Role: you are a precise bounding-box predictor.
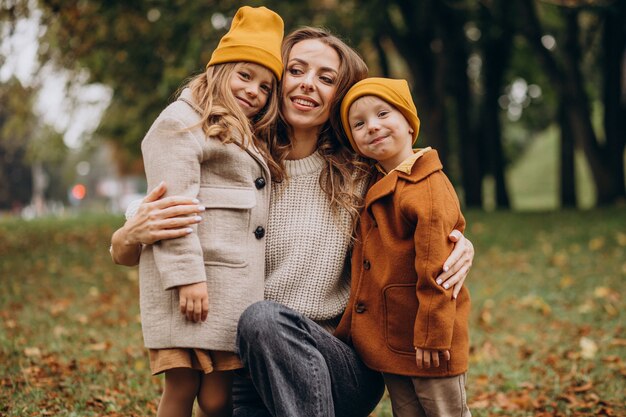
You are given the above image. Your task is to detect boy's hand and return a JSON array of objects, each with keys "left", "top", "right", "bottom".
[
  {"left": 415, "top": 348, "right": 450, "bottom": 369},
  {"left": 178, "top": 282, "right": 209, "bottom": 322}
]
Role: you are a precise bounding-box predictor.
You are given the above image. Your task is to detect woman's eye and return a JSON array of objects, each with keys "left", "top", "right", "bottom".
[
  {"left": 320, "top": 76, "right": 335, "bottom": 84},
  {"left": 288, "top": 67, "right": 303, "bottom": 75}
]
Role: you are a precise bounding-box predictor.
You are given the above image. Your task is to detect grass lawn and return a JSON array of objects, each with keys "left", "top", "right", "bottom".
[{"left": 1, "top": 209, "right": 625, "bottom": 416}]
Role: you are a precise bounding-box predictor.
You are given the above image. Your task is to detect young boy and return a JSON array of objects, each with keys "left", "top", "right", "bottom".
[{"left": 335, "top": 78, "right": 471, "bottom": 417}]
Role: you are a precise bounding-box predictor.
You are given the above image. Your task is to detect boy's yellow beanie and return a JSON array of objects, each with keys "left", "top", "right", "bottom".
[
  {"left": 208, "top": 6, "right": 284, "bottom": 80},
  {"left": 340, "top": 77, "right": 421, "bottom": 155}
]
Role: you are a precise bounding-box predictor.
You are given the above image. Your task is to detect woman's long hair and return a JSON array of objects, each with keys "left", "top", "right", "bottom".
[
  {"left": 270, "top": 27, "right": 371, "bottom": 230},
  {"left": 185, "top": 63, "right": 284, "bottom": 181}
]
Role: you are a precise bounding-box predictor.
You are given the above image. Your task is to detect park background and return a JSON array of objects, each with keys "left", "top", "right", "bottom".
[{"left": 1, "top": 0, "right": 625, "bottom": 415}]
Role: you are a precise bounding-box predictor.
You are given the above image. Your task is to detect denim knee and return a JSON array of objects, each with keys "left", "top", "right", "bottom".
[{"left": 237, "top": 301, "right": 284, "bottom": 349}]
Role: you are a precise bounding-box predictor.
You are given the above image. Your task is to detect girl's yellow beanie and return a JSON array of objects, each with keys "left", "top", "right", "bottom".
[{"left": 208, "top": 6, "right": 284, "bottom": 80}]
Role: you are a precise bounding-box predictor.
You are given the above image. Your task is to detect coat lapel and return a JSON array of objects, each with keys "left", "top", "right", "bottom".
[{"left": 365, "top": 172, "right": 399, "bottom": 212}]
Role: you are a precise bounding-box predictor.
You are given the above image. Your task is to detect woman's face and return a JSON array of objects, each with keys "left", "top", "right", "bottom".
[
  {"left": 281, "top": 39, "right": 340, "bottom": 133},
  {"left": 230, "top": 62, "right": 274, "bottom": 118}
]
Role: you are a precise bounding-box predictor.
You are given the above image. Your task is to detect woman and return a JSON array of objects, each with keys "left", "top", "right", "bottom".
[{"left": 111, "top": 27, "right": 474, "bottom": 417}]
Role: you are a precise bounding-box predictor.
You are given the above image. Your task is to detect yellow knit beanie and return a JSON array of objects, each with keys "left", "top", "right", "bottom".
[
  {"left": 207, "top": 6, "right": 284, "bottom": 81},
  {"left": 340, "top": 77, "right": 421, "bottom": 155}
]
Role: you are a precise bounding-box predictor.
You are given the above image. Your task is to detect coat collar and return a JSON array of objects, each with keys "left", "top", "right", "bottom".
[
  {"left": 365, "top": 149, "right": 443, "bottom": 211},
  {"left": 177, "top": 88, "right": 271, "bottom": 177}
]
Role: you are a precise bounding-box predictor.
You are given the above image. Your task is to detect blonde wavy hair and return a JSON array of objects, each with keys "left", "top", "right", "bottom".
[
  {"left": 270, "top": 27, "right": 372, "bottom": 229},
  {"left": 185, "top": 62, "right": 285, "bottom": 181}
]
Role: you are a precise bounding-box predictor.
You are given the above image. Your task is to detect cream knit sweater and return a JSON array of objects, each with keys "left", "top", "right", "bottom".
[
  {"left": 265, "top": 151, "right": 364, "bottom": 329},
  {"left": 128, "top": 151, "right": 364, "bottom": 330}
]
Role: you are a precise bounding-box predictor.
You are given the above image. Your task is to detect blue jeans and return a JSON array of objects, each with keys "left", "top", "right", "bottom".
[{"left": 234, "top": 301, "right": 384, "bottom": 417}]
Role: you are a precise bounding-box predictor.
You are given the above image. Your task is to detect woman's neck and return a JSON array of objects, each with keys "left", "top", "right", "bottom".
[{"left": 286, "top": 127, "right": 319, "bottom": 160}]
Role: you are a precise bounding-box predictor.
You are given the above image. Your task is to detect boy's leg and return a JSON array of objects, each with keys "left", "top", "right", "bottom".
[
  {"left": 411, "top": 373, "right": 471, "bottom": 417},
  {"left": 235, "top": 301, "right": 384, "bottom": 417},
  {"left": 382, "top": 373, "right": 427, "bottom": 417}
]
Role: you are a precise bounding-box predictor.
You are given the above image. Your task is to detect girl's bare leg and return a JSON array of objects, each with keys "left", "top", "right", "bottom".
[
  {"left": 157, "top": 368, "right": 200, "bottom": 417},
  {"left": 196, "top": 370, "right": 234, "bottom": 417}
]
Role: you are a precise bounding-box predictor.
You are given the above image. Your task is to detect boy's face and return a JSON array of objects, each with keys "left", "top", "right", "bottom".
[{"left": 348, "top": 95, "right": 414, "bottom": 171}]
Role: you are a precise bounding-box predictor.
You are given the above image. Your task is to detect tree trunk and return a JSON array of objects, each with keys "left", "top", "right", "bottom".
[
  {"left": 561, "top": 9, "right": 619, "bottom": 205},
  {"left": 602, "top": 2, "right": 626, "bottom": 201},
  {"left": 559, "top": 102, "right": 577, "bottom": 207}
]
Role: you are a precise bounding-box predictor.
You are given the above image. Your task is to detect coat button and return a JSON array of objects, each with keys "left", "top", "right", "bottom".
[
  {"left": 363, "top": 260, "right": 371, "bottom": 270},
  {"left": 355, "top": 303, "right": 366, "bottom": 313},
  {"left": 254, "top": 177, "right": 266, "bottom": 189},
  {"left": 254, "top": 226, "right": 265, "bottom": 239}
]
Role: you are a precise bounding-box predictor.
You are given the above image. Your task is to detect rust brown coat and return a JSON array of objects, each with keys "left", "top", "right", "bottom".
[{"left": 335, "top": 149, "right": 470, "bottom": 377}]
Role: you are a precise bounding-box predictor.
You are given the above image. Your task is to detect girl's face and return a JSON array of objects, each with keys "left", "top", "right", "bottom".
[
  {"left": 229, "top": 62, "right": 275, "bottom": 118},
  {"left": 281, "top": 39, "right": 340, "bottom": 133}
]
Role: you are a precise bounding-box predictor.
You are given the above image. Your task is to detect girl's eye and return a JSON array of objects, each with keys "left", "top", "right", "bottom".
[
  {"left": 353, "top": 121, "right": 364, "bottom": 129},
  {"left": 239, "top": 71, "right": 251, "bottom": 80},
  {"left": 378, "top": 110, "right": 389, "bottom": 117},
  {"left": 260, "top": 84, "right": 272, "bottom": 94}
]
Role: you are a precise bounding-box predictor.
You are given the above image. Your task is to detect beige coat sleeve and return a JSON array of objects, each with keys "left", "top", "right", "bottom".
[{"left": 141, "top": 116, "right": 206, "bottom": 290}]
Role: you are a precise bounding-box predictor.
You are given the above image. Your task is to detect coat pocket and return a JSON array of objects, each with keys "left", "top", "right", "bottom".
[
  {"left": 383, "top": 283, "right": 417, "bottom": 354},
  {"left": 197, "top": 186, "right": 256, "bottom": 268}
]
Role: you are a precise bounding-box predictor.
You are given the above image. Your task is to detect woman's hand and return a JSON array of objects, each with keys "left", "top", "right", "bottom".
[
  {"left": 126, "top": 181, "right": 204, "bottom": 245},
  {"left": 436, "top": 230, "right": 474, "bottom": 299},
  {"left": 110, "top": 181, "right": 204, "bottom": 265}
]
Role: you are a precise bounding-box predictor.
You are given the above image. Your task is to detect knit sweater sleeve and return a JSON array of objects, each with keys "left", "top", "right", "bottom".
[
  {"left": 402, "top": 171, "right": 466, "bottom": 350},
  {"left": 141, "top": 116, "right": 206, "bottom": 290}
]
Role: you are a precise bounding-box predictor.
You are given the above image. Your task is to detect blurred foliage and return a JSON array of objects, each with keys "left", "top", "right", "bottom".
[{"left": 0, "top": 0, "right": 624, "bottom": 206}]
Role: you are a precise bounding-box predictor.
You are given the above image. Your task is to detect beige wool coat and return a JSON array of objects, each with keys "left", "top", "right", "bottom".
[{"left": 139, "top": 88, "right": 270, "bottom": 352}]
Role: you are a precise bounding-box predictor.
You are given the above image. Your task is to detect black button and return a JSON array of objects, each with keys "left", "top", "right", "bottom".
[
  {"left": 254, "top": 226, "right": 265, "bottom": 239},
  {"left": 363, "top": 260, "right": 371, "bottom": 270},
  {"left": 254, "top": 177, "right": 266, "bottom": 189},
  {"left": 355, "top": 303, "right": 366, "bottom": 313}
]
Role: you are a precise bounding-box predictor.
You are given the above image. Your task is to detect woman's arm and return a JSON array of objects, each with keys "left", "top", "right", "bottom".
[
  {"left": 436, "top": 230, "right": 475, "bottom": 299},
  {"left": 110, "top": 181, "right": 204, "bottom": 266}
]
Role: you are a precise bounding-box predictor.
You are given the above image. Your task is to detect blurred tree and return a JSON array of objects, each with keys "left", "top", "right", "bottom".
[
  {"left": 0, "top": 77, "right": 67, "bottom": 212},
  {"left": 6, "top": 0, "right": 621, "bottom": 209},
  {"left": 517, "top": 0, "right": 625, "bottom": 206}
]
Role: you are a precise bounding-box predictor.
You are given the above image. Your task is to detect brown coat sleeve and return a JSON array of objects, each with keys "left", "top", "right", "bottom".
[{"left": 401, "top": 170, "right": 466, "bottom": 350}]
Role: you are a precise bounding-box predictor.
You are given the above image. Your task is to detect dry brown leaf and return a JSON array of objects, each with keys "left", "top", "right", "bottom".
[{"left": 23, "top": 347, "right": 41, "bottom": 357}]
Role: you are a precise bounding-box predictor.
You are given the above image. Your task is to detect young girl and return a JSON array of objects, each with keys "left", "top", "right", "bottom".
[{"left": 137, "top": 7, "right": 283, "bottom": 417}]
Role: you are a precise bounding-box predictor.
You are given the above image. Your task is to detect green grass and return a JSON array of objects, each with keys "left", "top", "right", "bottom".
[{"left": 1, "top": 210, "right": 625, "bottom": 416}]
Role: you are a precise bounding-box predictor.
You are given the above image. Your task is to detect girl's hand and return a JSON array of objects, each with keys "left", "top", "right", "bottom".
[
  {"left": 178, "top": 281, "right": 209, "bottom": 322},
  {"left": 415, "top": 348, "right": 450, "bottom": 369},
  {"left": 436, "top": 230, "right": 474, "bottom": 299},
  {"left": 126, "top": 181, "right": 205, "bottom": 245}
]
